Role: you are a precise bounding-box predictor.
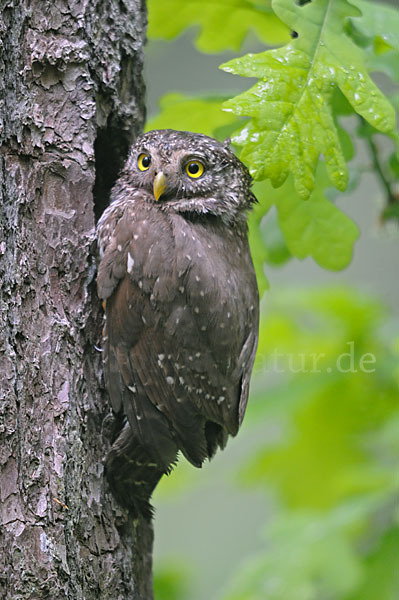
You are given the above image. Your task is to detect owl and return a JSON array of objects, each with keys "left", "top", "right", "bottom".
[{"left": 97, "top": 129, "right": 259, "bottom": 517}]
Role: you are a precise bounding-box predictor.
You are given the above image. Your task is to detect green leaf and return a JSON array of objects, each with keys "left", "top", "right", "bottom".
[
  {"left": 248, "top": 165, "right": 358, "bottom": 285},
  {"left": 227, "top": 284, "right": 398, "bottom": 600},
  {"left": 263, "top": 167, "right": 359, "bottom": 270},
  {"left": 347, "top": 528, "right": 399, "bottom": 600},
  {"left": 241, "top": 285, "right": 398, "bottom": 507},
  {"left": 368, "top": 50, "right": 399, "bottom": 83},
  {"left": 277, "top": 185, "right": 359, "bottom": 271},
  {"left": 350, "top": 0, "right": 399, "bottom": 52},
  {"left": 245, "top": 375, "right": 396, "bottom": 507},
  {"left": 349, "top": 1, "right": 399, "bottom": 82},
  {"left": 147, "top": 0, "right": 290, "bottom": 52},
  {"left": 145, "top": 93, "right": 240, "bottom": 138},
  {"left": 221, "top": 0, "right": 396, "bottom": 199}
]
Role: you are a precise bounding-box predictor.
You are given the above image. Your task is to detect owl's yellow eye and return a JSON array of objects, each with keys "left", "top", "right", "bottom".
[
  {"left": 185, "top": 160, "right": 204, "bottom": 178},
  {"left": 138, "top": 153, "right": 151, "bottom": 171}
]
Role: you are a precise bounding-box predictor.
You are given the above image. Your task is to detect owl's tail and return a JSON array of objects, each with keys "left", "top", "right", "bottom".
[{"left": 105, "top": 420, "right": 177, "bottom": 519}]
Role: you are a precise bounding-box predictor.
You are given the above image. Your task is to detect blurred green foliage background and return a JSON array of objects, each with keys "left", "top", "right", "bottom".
[{"left": 144, "top": 1, "right": 399, "bottom": 598}]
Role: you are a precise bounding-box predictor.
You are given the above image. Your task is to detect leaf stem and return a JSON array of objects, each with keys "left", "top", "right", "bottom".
[{"left": 360, "top": 117, "right": 398, "bottom": 220}]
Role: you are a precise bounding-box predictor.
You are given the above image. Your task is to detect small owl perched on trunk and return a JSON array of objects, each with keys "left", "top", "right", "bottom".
[{"left": 97, "top": 129, "right": 259, "bottom": 517}]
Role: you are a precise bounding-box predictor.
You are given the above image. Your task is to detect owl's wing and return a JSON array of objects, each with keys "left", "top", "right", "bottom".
[
  {"left": 104, "top": 279, "right": 216, "bottom": 467},
  {"left": 169, "top": 215, "right": 259, "bottom": 436},
  {"left": 97, "top": 207, "right": 146, "bottom": 414},
  {"left": 236, "top": 325, "right": 258, "bottom": 427}
]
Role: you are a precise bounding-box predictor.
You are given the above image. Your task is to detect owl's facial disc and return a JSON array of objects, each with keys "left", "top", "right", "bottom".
[{"left": 122, "top": 130, "right": 256, "bottom": 223}]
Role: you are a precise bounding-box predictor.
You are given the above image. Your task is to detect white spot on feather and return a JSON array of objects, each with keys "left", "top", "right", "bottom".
[
  {"left": 128, "top": 385, "right": 136, "bottom": 393},
  {"left": 166, "top": 376, "right": 174, "bottom": 385},
  {"left": 127, "top": 252, "right": 134, "bottom": 273}
]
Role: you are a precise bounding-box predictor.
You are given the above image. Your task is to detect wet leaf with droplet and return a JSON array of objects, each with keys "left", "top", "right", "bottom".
[{"left": 221, "top": 0, "right": 396, "bottom": 199}]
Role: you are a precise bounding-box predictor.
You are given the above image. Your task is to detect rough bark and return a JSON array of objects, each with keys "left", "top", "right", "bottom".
[{"left": 0, "top": 1, "right": 153, "bottom": 598}]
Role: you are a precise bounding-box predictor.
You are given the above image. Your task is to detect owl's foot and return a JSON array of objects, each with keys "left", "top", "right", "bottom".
[{"left": 105, "top": 420, "right": 176, "bottom": 519}]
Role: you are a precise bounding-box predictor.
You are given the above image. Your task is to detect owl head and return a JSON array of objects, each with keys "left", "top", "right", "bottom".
[{"left": 120, "top": 129, "right": 256, "bottom": 223}]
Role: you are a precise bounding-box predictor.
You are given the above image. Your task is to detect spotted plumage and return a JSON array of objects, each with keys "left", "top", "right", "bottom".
[{"left": 97, "top": 129, "right": 259, "bottom": 516}]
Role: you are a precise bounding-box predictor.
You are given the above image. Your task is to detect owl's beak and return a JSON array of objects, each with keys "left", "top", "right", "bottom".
[{"left": 153, "top": 172, "right": 167, "bottom": 201}]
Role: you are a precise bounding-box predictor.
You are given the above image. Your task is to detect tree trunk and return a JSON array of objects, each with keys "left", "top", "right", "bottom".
[{"left": 0, "top": 1, "right": 152, "bottom": 598}]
